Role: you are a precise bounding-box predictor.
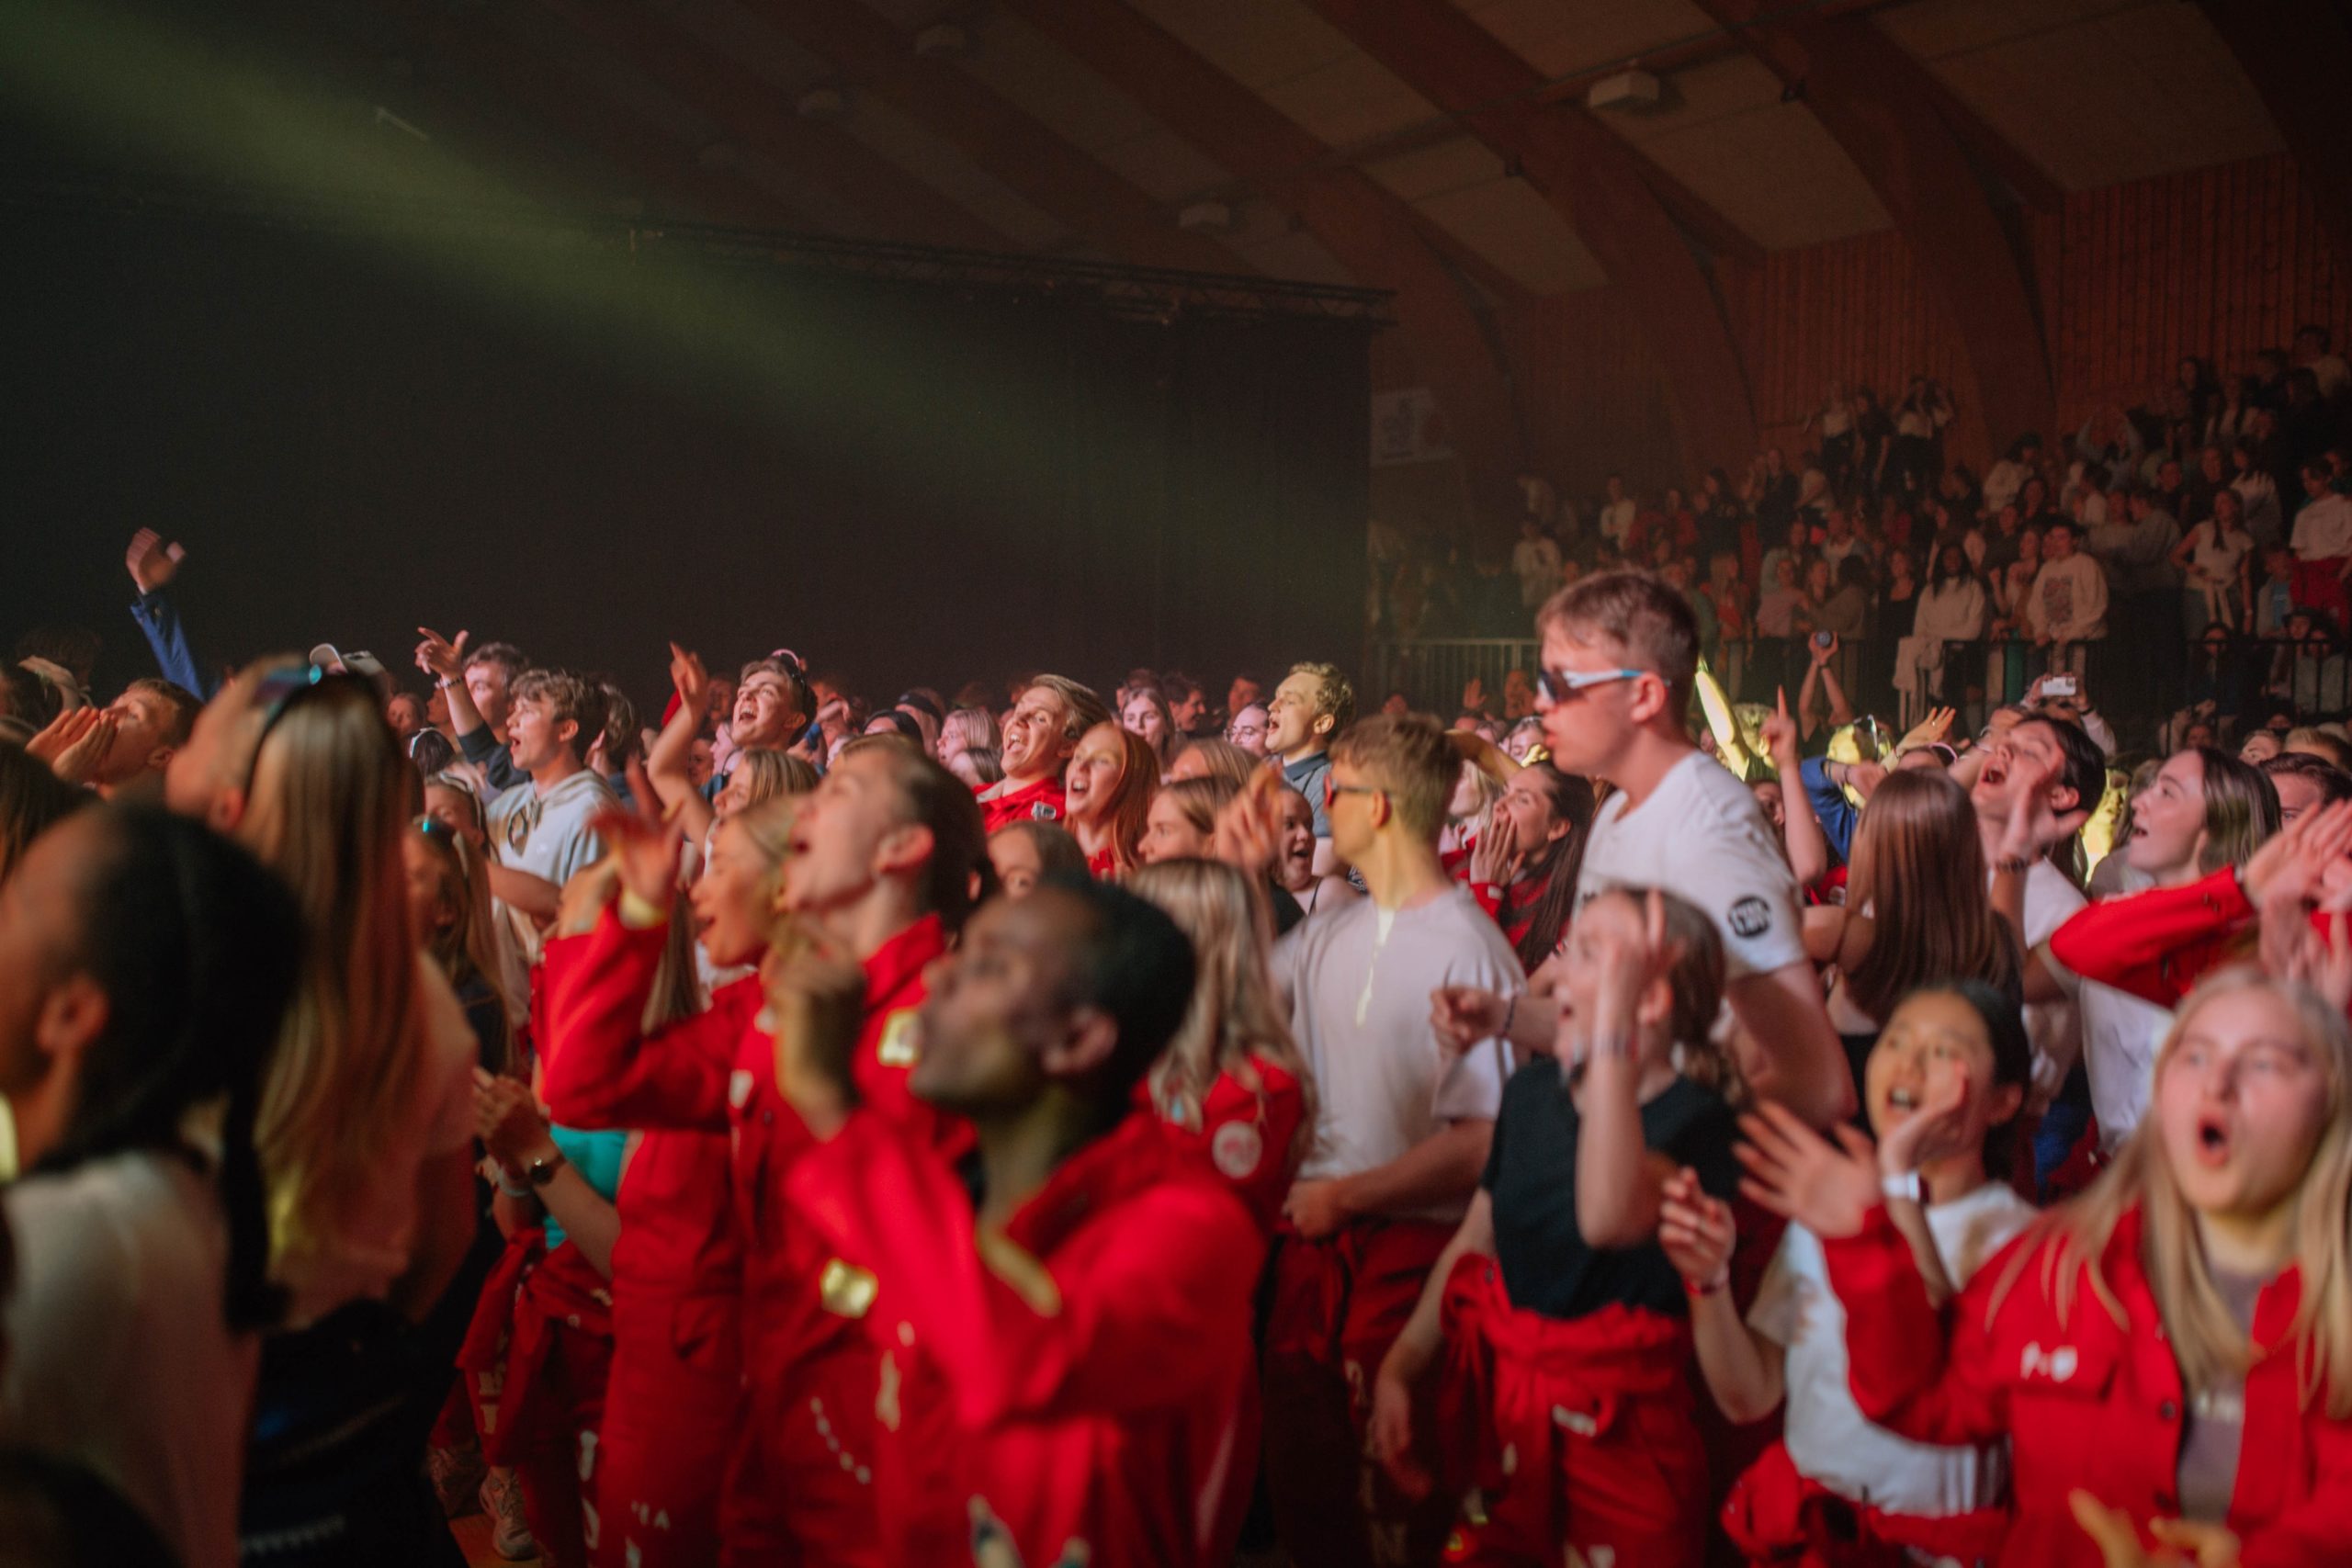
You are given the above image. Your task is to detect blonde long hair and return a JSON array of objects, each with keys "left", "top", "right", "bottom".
[
  {"left": 1993, "top": 967, "right": 2352, "bottom": 1416},
  {"left": 236, "top": 676, "right": 427, "bottom": 1274},
  {"left": 1123, "top": 857, "right": 1317, "bottom": 1170}
]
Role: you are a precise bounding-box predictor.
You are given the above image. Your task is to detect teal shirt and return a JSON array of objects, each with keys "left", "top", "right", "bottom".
[{"left": 541, "top": 1126, "right": 628, "bottom": 1254}]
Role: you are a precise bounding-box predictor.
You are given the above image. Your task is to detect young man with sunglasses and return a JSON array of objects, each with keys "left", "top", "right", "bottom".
[
  {"left": 1534, "top": 571, "right": 1853, "bottom": 1129},
  {"left": 1262, "top": 713, "right": 1522, "bottom": 1565}
]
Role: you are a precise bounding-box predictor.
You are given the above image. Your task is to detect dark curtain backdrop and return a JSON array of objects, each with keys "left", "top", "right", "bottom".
[{"left": 1, "top": 197, "right": 1373, "bottom": 705}]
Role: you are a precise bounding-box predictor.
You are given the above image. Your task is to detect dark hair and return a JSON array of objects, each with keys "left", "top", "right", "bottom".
[
  {"left": 994, "top": 819, "right": 1090, "bottom": 882},
  {"left": 0, "top": 1447, "right": 182, "bottom": 1568},
  {"left": 1837, "top": 554, "right": 1874, "bottom": 592},
  {"left": 0, "top": 744, "right": 92, "bottom": 885},
  {"left": 31, "top": 807, "right": 304, "bottom": 1331},
  {"left": 1893, "top": 979, "right": 2033, "bottom": 1176},
  {"left": 895, "top": 691, "right": 944, "bottom": 726},
  {"left": 463, "top": 641, "right": 528, "bottom": 682},
  {"left": 865, "top": 709, "right": 923, "bottom": 744},
  {"left": 1035, "top": 874, "right": 1198, "bottom": 1121},
  {"left": 123, "top": 676, "right": 201, "bottom": 749},
  {"left": 2016, "top": 713, "right": 2108, "bottom": 821},
  {"left": 409, "top": 728, "right": 457, "bottom": 775},
  {"left": 2260, "top": 750, "right": 2352, "bottom": 808},
  {"left": 1502, "top": 763, "right": 1596, "bottom": 972},
  {"left": 0, "top": 663, "right": 62, "bottom": 732},
  {"left": 595, "top": 678, "right": 641, "bottom": 770}
]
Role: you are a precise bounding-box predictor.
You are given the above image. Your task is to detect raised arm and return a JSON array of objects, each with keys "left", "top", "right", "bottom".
[
  {"left": 125, "top": 530, "right": 215, "bottom": 697},
  {"left": 1764, "top": 689, "right": 1831, "bottom": 887},
  {"left": 1657, "top": 1169, "right": 1783, "bottom": 1424},
  {"left": 1573, "top": 890, "right": 1683, "bottom": 1248},
  {"left": 416, "top": 626, "right": 523, "bottom": 793},
  {"left": 643, "top": 643, "right": 718, "bottom": 848}
]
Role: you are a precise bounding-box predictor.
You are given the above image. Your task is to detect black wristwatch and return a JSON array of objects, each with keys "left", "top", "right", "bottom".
[{"left": 525, "top": 1148, "right": 568, "bottom": 1189}]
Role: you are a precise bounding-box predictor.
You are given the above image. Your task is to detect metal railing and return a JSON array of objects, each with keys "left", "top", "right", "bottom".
[{"left": 1365, "top": 637, "right": 1541, "bottom": 716}]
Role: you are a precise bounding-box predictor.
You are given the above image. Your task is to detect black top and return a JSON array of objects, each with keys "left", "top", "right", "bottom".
[{"left": 1482, "top": 1062, "right": 1738, "bottom": 1321}]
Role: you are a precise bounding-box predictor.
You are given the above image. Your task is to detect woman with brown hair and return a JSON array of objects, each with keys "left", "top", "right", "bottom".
[
  {"left": 1140, "top": 774, "right": 1240, "bottom": 864},
  {"left": 1807, "top": 770, "right": 2023, "bottom": 1080},
  {"left": 1064, "top": 720, "right": 1158, "bottom": 876},
  {"left": 1465, "top": 761, "right": 1595, "bottom": 974}
]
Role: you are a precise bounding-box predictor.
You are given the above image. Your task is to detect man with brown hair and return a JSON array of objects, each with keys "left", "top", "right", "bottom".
[
  {"left": 1263, "top": 712, "right": 1522, "bottom": 1566},
  {"left": 1532, "top": 570, "right": 1852, "bottom": 1127},
  {"left": 484, "top": 667, "right": 613, "bottom": 925},
  {"left": 975, "top": 673, "right": 1110, "bottom": 834}
]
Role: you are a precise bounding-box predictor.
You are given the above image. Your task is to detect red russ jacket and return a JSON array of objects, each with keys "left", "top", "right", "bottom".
[
  {"left": 1825, "top": 1203, "right": 2352, "bottom": 1565},
  {"left": 790, "top": 1111, "right": 1267, "bottom": 1568},
  {"left": 975, "top": 774, "right": 1066, "bottom": 834}
]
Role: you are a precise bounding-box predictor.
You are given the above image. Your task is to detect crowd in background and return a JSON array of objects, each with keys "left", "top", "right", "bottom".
[
  {"left": 4, "top": 485, "right": 2352, "bottom": 1568},
  {"left": 1384, "top": 325, "right": 2352, "bottom": 746}
]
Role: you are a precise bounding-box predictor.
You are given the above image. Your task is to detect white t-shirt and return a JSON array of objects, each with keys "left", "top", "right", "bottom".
[
  {"left": 2292, "top": 493, "right": 2352, "bottom": 562},
  {"left": 1285, "top": 886, "right": 1521, "bottom": 1220},
  {"left": 2037, "top": 942, "right": 2174, "bottom": 1153},
  {"left": 1751, "top": 1182, "right": 2036, "bottom": 1517},
  {"left": 276, "top": 955, "right": 480, "bottom": 1325},
  {"left": 2019, "top": 860, "right": 2086, "bottom": 1105},
  {"left": 1577, "top": 750, "right": 1806, "bottom": 979},
  {"left": 2, "top": 1152, "right": 260, "bottom": 1568}
]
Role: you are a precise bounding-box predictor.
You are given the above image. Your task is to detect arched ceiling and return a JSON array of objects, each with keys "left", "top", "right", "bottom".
[{"left": 187, "top": 0, "right": 2338, "bottom": 500}]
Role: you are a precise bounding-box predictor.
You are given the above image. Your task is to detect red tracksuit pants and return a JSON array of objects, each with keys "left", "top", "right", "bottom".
[
  {"left": 1439, "top": 1256, "right": 1707, "bottom": 1568},
  {"left": 461, "top": 1236, "right": 615, "bottom": 1568},
  {"left": 1262, "top": 1219, "right": 1457, "bottom": 1568},
  {"left": 719, "top": 1339, "right": 885, "bottom": 1568},
  {"left": 594, "top": 1294, "right": 740, "bottom": 1568}
]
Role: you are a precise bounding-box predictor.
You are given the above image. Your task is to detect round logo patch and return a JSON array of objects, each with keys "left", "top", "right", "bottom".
[
  {"left": 1727, "top": 896, "right": 1772, "bottom": 939},
  {"left": 1210, "top": 1122, "right": 1263, "bottom": 1181}
]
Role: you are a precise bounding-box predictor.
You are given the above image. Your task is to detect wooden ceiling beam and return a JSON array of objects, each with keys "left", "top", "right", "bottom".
[
  {"left": 1302, "top": 0, "right": 1762, "bottom": 471},
  {"left": 1000, "top": 0, "right": 1535, "bottom": 521}
]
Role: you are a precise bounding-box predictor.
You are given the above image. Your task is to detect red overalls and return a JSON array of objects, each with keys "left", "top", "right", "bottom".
[
  {"left": 539, "top": 912, "right": 757, "bottom": 1568},
  {"left": 976, "top": 774, "right": 1067, "bottom": 834},
  {"left": 721, "top": 914, "right": 964, "bottom": 1567},
  {"left": 458, "top": 1233, "right": 615, "bottom": 1568},
  {"left": 1263, "top": 1214, "right": 1460, "bottom": 1565},
  {"left": 1718, "top": 1437, "right": 2008, "bottom": 1567},
  {"left": 789, "top": 1110, "right": 1268, "bottom": 1568},
  {"left": 1825, "top": 1202, "right": 2352, "bottom": 1565},
  {"left": 1433, "top": 1255, "right": 1708, "bottom": 1568}
]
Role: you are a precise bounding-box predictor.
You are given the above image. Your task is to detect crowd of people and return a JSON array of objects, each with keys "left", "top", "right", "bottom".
[
  {"left": 1390, "top": 331, "right": 2352, "bottom": 745},
  {"left": 3, "top": 500, "right": 2352, "bottom": 1568}
]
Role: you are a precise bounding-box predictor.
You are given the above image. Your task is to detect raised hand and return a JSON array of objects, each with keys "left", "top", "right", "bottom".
[
  {"left": 471, "top": 1066, "right": 556, "bottom": 1170},
  {"left": 125, "top": 528, "right": 184, "bottom": 595},
  {"left": 414, "top": 626, "right": 469, "bottom": 684},
  {"left": 669, "top": 642, "right": 711, "bottom": 716},
  {"left": 1809, "top": 633, "right": 1840, "bottom": 668},
  {"left": 1210, "top": 766, "right": 1283, "bottom": 877},
  {"left": 1468, "top": 805, "right": 1520, "bottom": 886},
  {"left": 1898, "top": 706, "right": 1957, "bottom": 756},
  {"left": 2272, "top": 910, "right": 2352, "bottom": 1015},
  {"left": 1998, "top": 758, "right": 2086, "bottom": 864},
  {"left": 1580, "top": 888, "right": 1678, "bottom": 1055},
  {"left": 25, "top": 706, "right": 103, "bottom": 767},
  {"left": 1735, "top": 1100, "right": 1883, "bottom": 1240},
  {"left": 1429, "top": 986, "right": 1509, "bottom": 1054},
  {"left": 1657, "top": 1166, "right": 1735, "bottom": 1291},
  {"left": 2243, "top": 797, "right": 2352, "bottom": 905},
  {"left": 45, "top": 707, "right": 118, "bottom": 785},
  {"left": 586, "top": 759, "right": 684, "bottom": 910},
  {"left": 1759, "top": 686, "right": 1799, "bottom": 764},
  {"left": 1875, "top": 1066, "right": 1971, "bottom": 1179},
  {"left": 765, "top": 927, "right": 868, "bottom": 1137}
]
